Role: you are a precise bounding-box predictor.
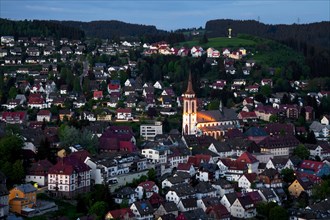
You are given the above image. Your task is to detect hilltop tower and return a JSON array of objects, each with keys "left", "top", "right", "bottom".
[
  {"left": 228, "top": 28, "right": 232, "bottom": 38},
  {"left": 182, "top": 72, "right": 197, "bottom": 135}
]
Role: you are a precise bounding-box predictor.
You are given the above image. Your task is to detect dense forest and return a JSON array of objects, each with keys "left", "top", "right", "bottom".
[
  {"left": 205, "top": 19, "right": 330, "bottom": 77},
  {"left": 54, "top": 20, "right": 166, "bottom": 40},
  {"left": 0, "top": 18, "right": 85, "bottom": 40}
]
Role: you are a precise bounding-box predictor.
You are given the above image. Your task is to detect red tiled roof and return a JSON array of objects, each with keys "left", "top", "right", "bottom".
[
  {"left": 138, "top": 181, "right": 156, "bottom": 192},
  {"left": 237, "top": 152, "right": 258, "bottom": 164},
  {"left": 49, "top": 157, "right": 90, "bottom": 175},
  {"left": 299, "top": 160, "right": 325, "bottom": 173},
  {"left": 37, "top": 110, "right": 51, "bottom": 116},
  {"left": 117, "top": 108, "right": 132, "bottom": 113},
  {"left": 177, "top": 163, "right": 193, "bottom": 171},
  {"left": 107, "top": 208, "right": 133, "bottom": 219},
  {"left": 187, "top": 154, "right": 211, "bottom": 167}
]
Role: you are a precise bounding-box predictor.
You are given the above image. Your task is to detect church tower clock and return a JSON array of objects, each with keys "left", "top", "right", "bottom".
[{"left": 182, "top": 72, "right": 197, "bottom": 135}]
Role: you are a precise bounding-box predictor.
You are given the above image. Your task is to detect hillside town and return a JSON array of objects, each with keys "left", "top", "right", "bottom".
[{"left": 0, "top": 33, "right": 330, "bottom": 220}]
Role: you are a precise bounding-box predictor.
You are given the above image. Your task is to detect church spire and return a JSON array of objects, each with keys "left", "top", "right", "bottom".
[{"left": 185, "top": 72, "right": 195, "bottom": 94}]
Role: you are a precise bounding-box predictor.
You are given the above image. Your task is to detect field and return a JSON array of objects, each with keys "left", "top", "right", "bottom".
[{"left": 175, "top": 37, "right": 257, "bottom": 49}]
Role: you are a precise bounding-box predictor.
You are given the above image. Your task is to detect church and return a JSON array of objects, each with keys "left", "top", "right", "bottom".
[{"left": 182, "top": 73, "right": 241, "bottom": 140}]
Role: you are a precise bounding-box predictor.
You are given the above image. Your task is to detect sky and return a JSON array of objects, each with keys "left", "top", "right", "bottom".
[{"left": 0, "top": 0, "right": 329, "bottom": 31}]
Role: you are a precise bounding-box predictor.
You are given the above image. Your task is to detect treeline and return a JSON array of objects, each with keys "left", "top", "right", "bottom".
[
  {"left": 55, "top": 20, "right": 185, "bottom": 44},
  {"left": 55, "top": 20, "right": 165, "bottom": 39},
  {"left": 0, "top": 18, "right": 85, "bottom": 40},
  {"left": 205, "top": 19, "right": 330, "bottom": 77}
]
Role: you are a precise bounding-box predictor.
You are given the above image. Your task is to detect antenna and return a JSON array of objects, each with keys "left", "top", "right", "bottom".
[
  {"left": 257, "top": 16, "right": 260, "bottom": 23},
  {"left": 297, "top": 17, "right": 300, "bottom": 24}
]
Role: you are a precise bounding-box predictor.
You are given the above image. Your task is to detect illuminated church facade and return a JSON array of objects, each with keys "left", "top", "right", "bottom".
[{"left": 182, "top": 73, "right": 241, "bottom": 140}]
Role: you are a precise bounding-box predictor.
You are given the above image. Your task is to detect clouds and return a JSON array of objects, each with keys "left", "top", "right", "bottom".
[{"left": 0, "top": 0, "right": 329, "bottom": 30}]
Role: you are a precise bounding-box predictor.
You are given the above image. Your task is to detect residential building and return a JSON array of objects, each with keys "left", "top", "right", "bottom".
[
  {"left": 48, "top": 156, "right": 91, "bottom": 198},
  {"left": 9, "top": 184, "right": 37, "bottom": 215},
  {"left": 0, "top": 171, "right": 9, "bottom": 219},
  {"left": 140, "top": 122, "right": 163, "bottom": 140}
]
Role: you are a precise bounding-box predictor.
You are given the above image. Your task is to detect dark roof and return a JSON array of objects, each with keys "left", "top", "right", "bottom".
[
  {"left": 15, "top": 183, "right": 37, "bottom": 193},
  {"left": 180, "top": 208, "right": 208, "bottom": 220},
  {"left": 195, "top": 181, "right": 216, "bottom": 194},
  {"left": 181, "top": 198, "right": 197, "bottom": 209},
  {"left": 169, "top": 183, "right": 195, "bottom": 197},
  {"left": 133, "top": 200, "right": 154, "bottom": 216},
  {"left": 224, "top": 192, "right": 238, "bottom": 205},
  {"left": 162, "top": 201, "right": 178, "bottom": 212},
  {"left": 244, "top": 127, "right": 268, "bottom": 137}
]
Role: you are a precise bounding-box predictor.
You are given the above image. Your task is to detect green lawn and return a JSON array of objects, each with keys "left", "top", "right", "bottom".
[{"left": 175, "top": 37, "right": 256, "bottom": 49}]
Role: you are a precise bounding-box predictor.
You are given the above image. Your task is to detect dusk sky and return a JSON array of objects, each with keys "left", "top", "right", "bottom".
[{"left": 1, "top": 1, "right": 329, "bottom": 30}]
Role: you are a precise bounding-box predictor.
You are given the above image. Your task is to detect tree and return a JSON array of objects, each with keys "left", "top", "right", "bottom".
[
  {"left": 208, "top": 99, "right": 220, "bottom": 110},
  {"left": 8, "top": 86, "right": 17, "bottom": 99},
  {"left": 147, "top": 168, "right": 156, "bottom": 182},
  {"left": 260, "top": 85, "right": 272, "bottom": 97},
  {"left": 199, "top": 34, "right": 208, "bottom": 44},
  {"left": 281, "top": 168, "right": 295, "bottom": 184},
  {"left": 293, "top": 144, "right": 310, "bottom": 160},
  {"left": 88, "top": 201, "right": 108, "bottom": 219},
  {"left": 306, "top": 130, "right": 317, "bottom": 144},
  {"left": 312, "top": 179, "right": 330, "bottom": 201},
  {"left": 269, "top": 206, "right": 289, "bottom": 220}
]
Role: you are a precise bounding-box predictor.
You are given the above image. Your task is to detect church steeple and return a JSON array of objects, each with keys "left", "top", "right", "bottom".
[
  {"left": 185, "top": 72, "right": 195, "bottom": 95},
  {"left": 182, "top": 71, "right": 197, "bottom": 135}
]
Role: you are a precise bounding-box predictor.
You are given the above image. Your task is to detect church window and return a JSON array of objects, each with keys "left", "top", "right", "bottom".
[
  {"left": 192, "top": 101, "right": 195, "bottom": 113},
  {"left": 186, "top": 102, "right": 188, "bottom": 113}
]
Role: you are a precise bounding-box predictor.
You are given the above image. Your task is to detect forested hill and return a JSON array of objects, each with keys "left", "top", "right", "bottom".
[
  {"left": 0, "top": 19, "right": 85, "bottom": 40},
  {"left": 205, "top": 19, "right": 330, "bottom": 77},
  {"left": 54, "top": 20, "right": 167, "bottom": 39}
]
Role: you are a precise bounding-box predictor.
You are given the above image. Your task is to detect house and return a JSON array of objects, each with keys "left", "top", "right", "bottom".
[
  {"left": 37, "top": 110, "right": 52, "bottom": 122},
  {"left": 93, "top": 90, "right": 103, "bottom": 100},
  {"left": 194, "top": 181, "right": 217, "bottom": 199},
  {"left": 117, "top": 108, "right": 133, "bottom": 121},
  {"left": 212, "top": 178, "right": 234, "bottom": 197},
  {"left": 238, "top": 173, "right": 259, "bottom": 189},
  {"left": 205, "top": 204, "right": 231, "bottom": 220},
  {"left": 135, "top": 181, "right": 159, "bottom": 200},
  {"left": 1, "top": 111, "right": 27, "bottom": 124},
  {"left": 130, "top": 200, "right": 154, "bottom": 220},
  {"left": 154, "top": 81, "right": 164, "bottom": 90},
  {"left": 165, "top": 183, "right": 195, "bottom": 204},
  {"left": 108, "top": 83, "right": 121, "bottom": 94},
  {"left": 207, "top": 47, "right": 220, "bottom": 58},
  {"left": 191, "top": 46, "right": 204, "bottom": 57},
  {"left": 177, "top": 198, "right": 198, "bottom": 212},
  {"left": 298, "top": 160, "right": 330, "bottom": 177},
  {"left": 230, "top": 196, "right": 256, "bottom": 219},
  {"left": 140, "top": 122, "right": 163, "bottom": 140},
  {"left": 177, "top": 163, "right": 196, "bottom": 176},
  {"left": 59, "top": 109, "right": 73, "bottom": 121},
  {"left": 142, "top": 146, "right": 168, "bottom": 164},
  {"left": 9, "top": 184, "right": 37, "bottom": 215},
  {"left": 288, "top": 177, "right": 314, "bottom": 197},
  {"left": 197, "top": 197, "right": 221, "bottom": 212},
  {"left": 28, "top": 93, "right": 46, "bottom": 109},
  {"left": 25, "top": 159, "right": 53, "bottom": 187},
  {"left": 217, "top": 158, "right": 248, "bottom": 181},
  {"left": 176, "top": 208, "right": 208, "bottom": 220},
  {"left": 259, "top": 135, "right": 300, "bottom": 156},
  {"left": 258, "top": 188, "right": 281, "bottom": 205},
  {"left": 48, "top": 156, "right": 91, "bottom": 198},
  {"left": 196, "top": 163, "right": 219, "bottom": 182},
  {"left": 162, "top": 176, "right": 186, "bottom": 189},
  {"left": 258, "top": 168, "right": 283, "bottom": 188},
  {"left": 237, "top": 152, "right": 259, "bottom": 173},
  {"left": 208, "top": 141, "right": 234, "bottom": 159},
  {"left": 154, "top": 201, "right": 179, "bottom": 219},
  {"left": 105, "top": 208, "right": 134, "bottom": 220},
  {"left": 220, "top": 192, "right": 238, "bottom": 211},
  {"left": 238, "top": 111, "right": 258, "bottom": 122},
  {"left": 309, "top": 121, "right": 330, "bottom": 140},
  {"left": 99, "top": 126, "right": 136, "bottom": 152},
  {"left": 0, "top": 171, "right": 9, "bottom": 219},
  {"left": 113, "top": 187, "right": 136, "bottom": 205}
]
